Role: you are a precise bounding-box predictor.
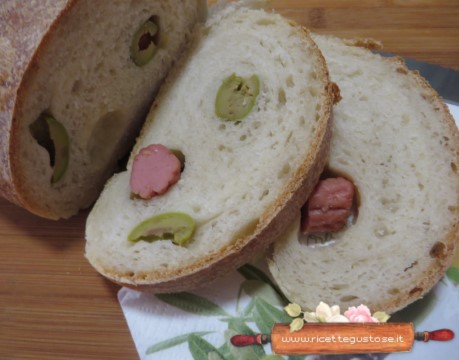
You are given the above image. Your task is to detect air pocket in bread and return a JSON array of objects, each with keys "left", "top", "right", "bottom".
[
  {"left": 268, "top": 34, "right": 459, "bottom": 314},
  {"left": 85, "top": 5, "right": 334, "bottom": 292},
  {"left": 0, "top": 0, "right": 206, "bottom": 219}
]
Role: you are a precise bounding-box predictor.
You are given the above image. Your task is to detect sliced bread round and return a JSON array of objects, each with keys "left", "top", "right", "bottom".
[
  {"left": 0, "top": 0, "right": 206, "bottom": 219},
  {"left": 268, "top": 34, "right": 459, "bottom": 314},
  {"left": 85, "top": 5, "right": 334, "bottom": 292}
]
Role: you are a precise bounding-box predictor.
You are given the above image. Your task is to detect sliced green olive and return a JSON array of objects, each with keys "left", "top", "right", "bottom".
[
  {"left": 215, "top": 73, "right": 260, "bottom": 121},
  {"left": 130, "top": 16, "right": 159, "bottom": 67},
  {"left": 128, "top": 212, "right": 195, "bottom": 246},
  {"left": 29, "top": 113, "right": 70, "bottom": 184}
]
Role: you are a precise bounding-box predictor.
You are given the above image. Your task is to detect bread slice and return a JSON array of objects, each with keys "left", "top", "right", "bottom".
[
  {"left": 268, "top": 34, "right": 459, "bottom": 314},
  {"left": 85, "top": 4, "right": 334, "bottom": 292},
  {"left": 0, "top": 0, "right": 206, "bottom": 219}
]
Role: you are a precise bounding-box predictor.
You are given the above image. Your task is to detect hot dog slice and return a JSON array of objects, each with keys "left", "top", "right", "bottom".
[
  {"left": 130, "top": 144, "right": 181, "bottom": 200},
  {"left": 301, "top": 177, "right": 355, "bottom": 233}
]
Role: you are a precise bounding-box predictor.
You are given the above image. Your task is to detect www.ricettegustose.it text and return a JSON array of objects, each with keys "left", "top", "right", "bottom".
[{"left": 280, "top": 335, "right": 405, "bottom": 345}]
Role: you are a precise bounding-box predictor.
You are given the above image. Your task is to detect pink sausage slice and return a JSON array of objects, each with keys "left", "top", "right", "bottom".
[
  {"left": 301, "top": 177, "right": 355, "bottom": 233},
  {"left": 130, "top": 144, "right": 181, "bottom": 200},
  {"left": 303, "top": 208, "right": 351, "bottom": 233}
]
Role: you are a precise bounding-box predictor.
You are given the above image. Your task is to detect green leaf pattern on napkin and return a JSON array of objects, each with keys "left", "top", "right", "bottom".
[
  {"left": 252, "top": 297, "right": 291, "bottom": 334},
  {"left": 446, "top": 266, "right": 459, "bottom": 285},
  {"left": 188, "top": 333, "right": 226, "bottom": 360},
  {"left": 147, "top": 264, "right": 303, "bottom": 359},
  {"left": 147, "top": 264, "right": 458, "bottom": 359},
  {"left": 156, "top": 292, "right": 229, "bottom": 316},
  {"left": 146, "top": 331, "right": 212, "bottom": 355}
]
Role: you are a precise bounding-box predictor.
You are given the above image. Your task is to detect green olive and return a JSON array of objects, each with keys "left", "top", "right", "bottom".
[
  {"left": 128, "top": 212, "right": 195, "bottom": 246},
  {"left": 215, "top": 73, "right": 260, "bottom": 121},
  {"left": 29, "top": 113, "right": 70, "bottom": 184},
  {"left": 130, "top": 16, "right": 159, "bottom": 67}
]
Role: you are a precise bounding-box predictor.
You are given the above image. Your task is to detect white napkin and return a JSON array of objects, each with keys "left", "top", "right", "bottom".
[
  {"left": 118, "top": 261, "right": 280, "bottom": 360},
  {"left": 448, "top": 103, "right": 459, "bottom": 123},
  {"left": 118, "top": 268, "right": 459, "bottom": 360},
  {"left": 119, "top": 104, "right": 459, "bottom": 360}
]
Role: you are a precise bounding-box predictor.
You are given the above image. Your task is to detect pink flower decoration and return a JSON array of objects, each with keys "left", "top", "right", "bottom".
[{"left": 344, "top": 305, "right": 378, "bottom": 323}]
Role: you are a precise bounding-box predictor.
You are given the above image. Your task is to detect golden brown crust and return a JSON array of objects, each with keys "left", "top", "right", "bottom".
[
  {"left": 5, "top": 0, "right": 208, "bottom": 219},
  {"left": 0, "top": 0, "right": 74, "bottom": 218},
  {"left": 342, "top": 37, "right": 383, "bottom": 51},
  {"left": 368, "top": 56, "right": 459, "bottom": 313},
  {"left": 92, "top": 24, "right": 334, "bottom": 292},
  {"left": 370, "top": 228, "right": 457, "bottom": 313},
  {"left": 329, "top": 82, "right": 341, "bottom": 104},
  {"left": 106, "top": 117, "right": 332, "bottom": 293},
  {"left": 269, "top": 36, "right": 459, "bottom": 314}
]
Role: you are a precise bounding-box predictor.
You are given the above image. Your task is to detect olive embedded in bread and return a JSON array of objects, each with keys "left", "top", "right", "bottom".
[
  {"left": 85, "top": 4, "right": 334, "bottom": 291},
  {"left": 130, "top": 16, "right": 160, "bottom": 67},
  {"left": 0, "top": 0, "right": 207, "bottom": 219},
  {"left": 128, "top": 212, "right": 195, "bottom": 246},
  {"left": 215, "top": 73, "right": 260, "bottom": 121},
  {"left": 29, "top": 113, "right": 70, "bottom": 184}
]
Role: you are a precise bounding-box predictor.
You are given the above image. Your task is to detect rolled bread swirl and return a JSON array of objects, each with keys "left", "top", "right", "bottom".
[
  {"left": 268, "top": 34, "right": 459, "bottom": 314},
  {"left": 85, "top": 5, "right": 334, "bottom": 292},
  {"left": 0, "top": 0, "right": 206, "bottom": 219}
]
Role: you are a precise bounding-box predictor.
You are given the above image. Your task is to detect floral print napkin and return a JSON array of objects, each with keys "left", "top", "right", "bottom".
[
  {"left": 118, "top": 261, "right": 459, "bottom": 360},
  {"left": 118, "top": 105, "right": 459, "bottom": 360}
]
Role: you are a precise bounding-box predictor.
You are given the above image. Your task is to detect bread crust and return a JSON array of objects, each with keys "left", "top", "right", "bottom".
[
  {"left": 87, "top": 24, "right": 334, "bottom": 292},
  {"left": 1, "top": 0, "right": 208, "bottom": 219},
  {"left": 101, "top": 106, "right": 332, "bottom": 292},
  {"left": 370, "top": 55, "right": 458, "bottom": 313},
  {"left": 342, "top": 37, "right": 383, "bottom": 51},
  {"left": 268, "top": 35, "right": 459, "bottom": 314},
  {"left": 0, "top": 0, "right": 76, "bottom": 218}
]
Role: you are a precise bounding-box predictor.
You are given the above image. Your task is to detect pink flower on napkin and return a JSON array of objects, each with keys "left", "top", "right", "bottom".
[{"left": 344, "top": 304, "right": 378, "bottom": 323}]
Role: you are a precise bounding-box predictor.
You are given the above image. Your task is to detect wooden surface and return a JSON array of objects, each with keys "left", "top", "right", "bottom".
[
  {"left": 1, "top": 1, "right": 458, "bottom": 359},
  {"left": 270, "top": 0, "right": 459, "bottom": 70}
]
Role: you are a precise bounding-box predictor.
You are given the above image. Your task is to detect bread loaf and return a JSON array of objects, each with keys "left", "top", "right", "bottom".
[
  {"left": 85, "top": 4, "right": 334, "bottom": 292},
  {"left": 268, "top": 34, "right": 459, "bottom": 314},
  {"left": 0, "top": 0, "right": 206, "bottom": 219}
]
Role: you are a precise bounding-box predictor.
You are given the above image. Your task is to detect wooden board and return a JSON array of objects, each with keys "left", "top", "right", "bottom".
[
  {"left": 1, "top": 1, "right": 458, "bottom": 359},
  {"left": 269, "top": 0, "right": 459, "bottom": 70}
]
